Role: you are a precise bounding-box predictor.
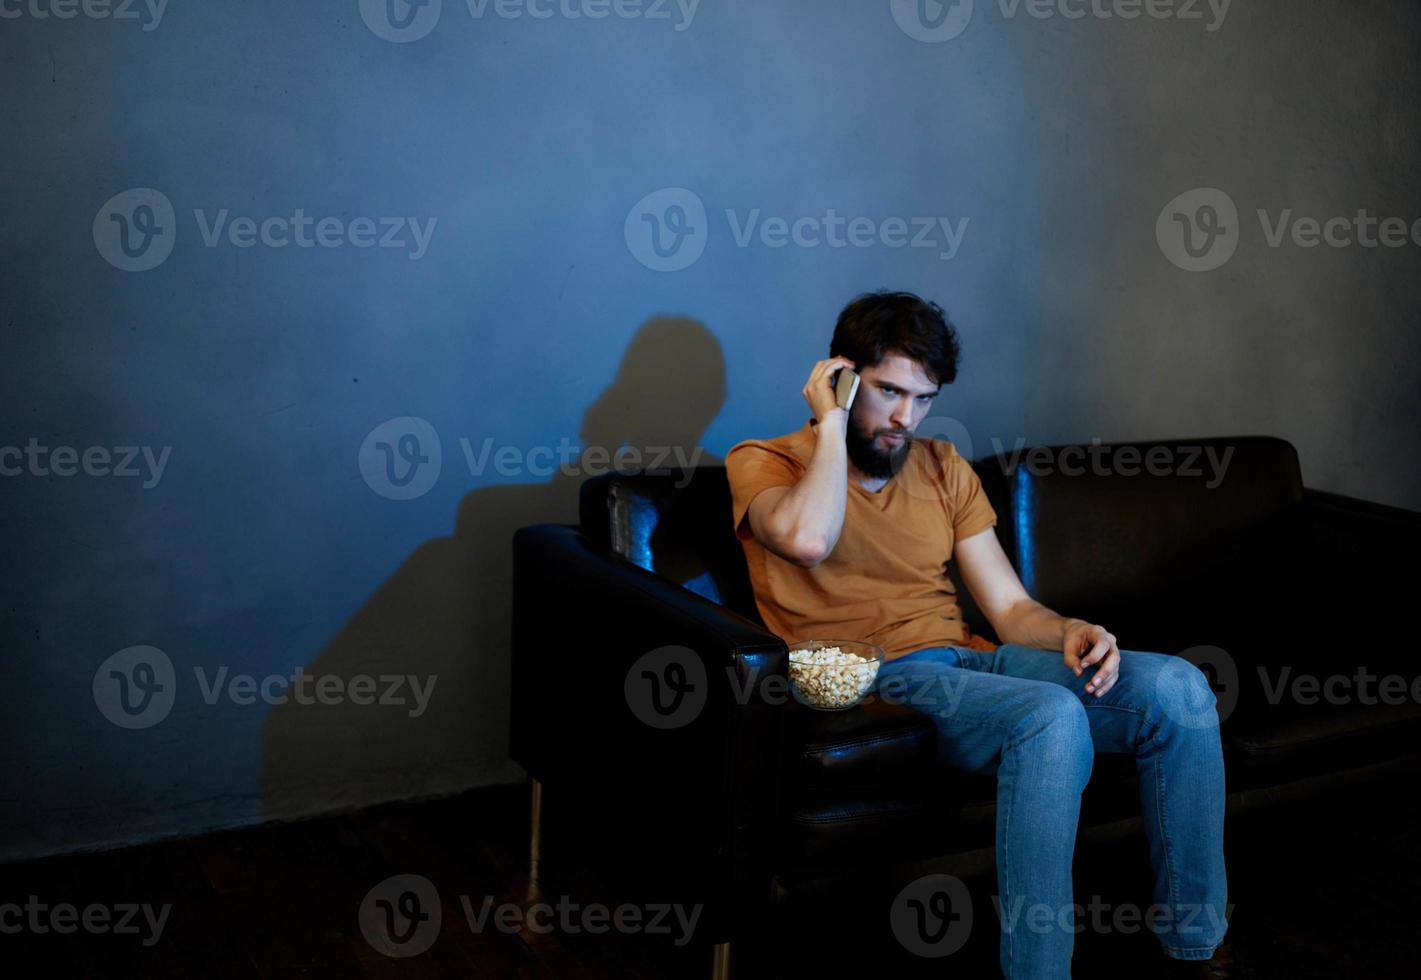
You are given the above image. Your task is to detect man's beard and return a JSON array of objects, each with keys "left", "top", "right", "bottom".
[{"left": 844, "top": 412, "right": 911, "bottom": 480}]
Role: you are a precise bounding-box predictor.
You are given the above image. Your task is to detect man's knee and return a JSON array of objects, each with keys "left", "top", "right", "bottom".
[
  {"left": 1149, "top": 654, "right": 1219, "bottom": 724},
  {"left": 1012, "top": 687, "right": 1093, "bottom": 768}
]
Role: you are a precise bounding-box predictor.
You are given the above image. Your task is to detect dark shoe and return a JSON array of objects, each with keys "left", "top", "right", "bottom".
[{"left": 1159, "top": 941, "right": 1234, "bottom": 979}]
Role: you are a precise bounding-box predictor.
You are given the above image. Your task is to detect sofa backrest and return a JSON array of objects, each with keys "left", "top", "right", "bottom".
[
  {"left": 576, "top": 436, "right": 1306, "bottom": 634},
  {"left": 971, "top": 436, "right": 1305, "bottom": 614},
  {"left": 579, "top": 466, "right": 764, "bottom": 625}
]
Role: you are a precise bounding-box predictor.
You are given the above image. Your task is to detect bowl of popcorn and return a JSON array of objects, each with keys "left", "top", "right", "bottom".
[{"left": 787, "top": 640, "right": 885, "bottom": 710}]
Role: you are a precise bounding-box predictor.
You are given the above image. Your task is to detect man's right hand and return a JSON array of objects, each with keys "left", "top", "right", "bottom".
[{"left": 803, "top": 356, "right": 856, "bottom": 429}]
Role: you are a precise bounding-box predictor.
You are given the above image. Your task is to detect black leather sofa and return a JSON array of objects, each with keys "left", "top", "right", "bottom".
[{"left": 509, "top": 435, "right": 1421, "bottom": 975}]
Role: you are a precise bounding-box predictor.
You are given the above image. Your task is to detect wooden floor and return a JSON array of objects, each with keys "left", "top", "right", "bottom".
[{"left": 2, "top": 782, "right": 1418, "bottom": 978}]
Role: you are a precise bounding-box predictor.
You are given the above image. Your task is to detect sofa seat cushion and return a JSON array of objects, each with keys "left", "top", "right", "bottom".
[
  {"left": 1196, "top": 621, "right": 1421, "bottom": 782},
  {"left": 778, "top": 753, "right": 1143, "bottom": 868},
  {"left": 1224, "top": 694, "right": 1421, "bottom": 779},
  {"left": 786, "top": 697, "right": 938, "bottom": 792}
]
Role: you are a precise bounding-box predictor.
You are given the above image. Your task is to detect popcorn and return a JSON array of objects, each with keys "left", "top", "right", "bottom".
[{"left": 788, "top": 645, "right": 881, "bottom": 709}]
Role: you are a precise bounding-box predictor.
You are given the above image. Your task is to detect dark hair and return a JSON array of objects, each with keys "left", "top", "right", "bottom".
[{"left": 828, "top": 290, "right": 962, "bottom": 386}]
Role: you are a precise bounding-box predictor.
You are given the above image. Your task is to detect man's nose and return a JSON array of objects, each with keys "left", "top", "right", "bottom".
[{"left": 890, "top": 399, "right": 914, "bottom": 429}]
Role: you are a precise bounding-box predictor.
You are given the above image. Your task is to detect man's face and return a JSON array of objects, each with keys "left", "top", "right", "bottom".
[{"left": 844, "top": 354, "right": 941, "bottom": 480}]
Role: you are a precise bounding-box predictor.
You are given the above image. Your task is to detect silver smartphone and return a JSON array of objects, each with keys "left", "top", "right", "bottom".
[{"left": 834, "top": 367, "right": 860, "bottom": 410}]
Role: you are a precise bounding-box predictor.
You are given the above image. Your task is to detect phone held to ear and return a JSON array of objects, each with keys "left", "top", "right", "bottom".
[{"left": 834, "top": 367, "right": 860, "bottom": 411}]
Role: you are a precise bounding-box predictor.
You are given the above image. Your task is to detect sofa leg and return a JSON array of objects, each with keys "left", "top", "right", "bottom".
[
  {"left": 711, "top": 941, "right": 730, "bottom": 980},
  {"left": 526, "top": 777, "right": 543, "bottom": 904}
]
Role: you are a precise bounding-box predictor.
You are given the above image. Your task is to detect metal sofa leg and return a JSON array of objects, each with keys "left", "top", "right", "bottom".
[
  {"left": 711, "top": 941, "right": 731, "bottom": 980},
  {"left": 526, "top": 778, "right": 543, "bottom": 904}
]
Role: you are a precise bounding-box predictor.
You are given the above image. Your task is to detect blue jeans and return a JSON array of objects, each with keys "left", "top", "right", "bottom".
[{"left": 873, "top": 643, "right": 1228, "bottom": 979}]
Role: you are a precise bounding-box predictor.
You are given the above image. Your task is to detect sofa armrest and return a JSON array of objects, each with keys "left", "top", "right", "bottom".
[
  {"left": 1290, "top": 488, "right": 1421, "bottom": 630},
  {"left": 1303, "top": 488, "right": 1421, "bottom": 553},
  {"left": 510, "top": 523, "right": 788, "bottom": 906}
]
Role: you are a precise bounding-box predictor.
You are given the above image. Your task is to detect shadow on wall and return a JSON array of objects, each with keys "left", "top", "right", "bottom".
[{"left": 258, "top": 317, "right": 726, "bottom": 822}]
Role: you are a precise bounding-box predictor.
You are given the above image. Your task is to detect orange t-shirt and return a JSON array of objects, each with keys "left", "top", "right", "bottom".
[{"left": 725, "top": 418, "right": 1000, "bottom": 661}]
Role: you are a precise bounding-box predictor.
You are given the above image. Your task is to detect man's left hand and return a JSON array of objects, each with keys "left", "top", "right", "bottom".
[{"left": 1063, "top": 620, "right": 1120, "bottom": 698}]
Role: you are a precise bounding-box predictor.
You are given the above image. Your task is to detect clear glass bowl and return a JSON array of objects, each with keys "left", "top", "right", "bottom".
[{"left": 787, "top": 639, "right": 885, "bottom": 711}]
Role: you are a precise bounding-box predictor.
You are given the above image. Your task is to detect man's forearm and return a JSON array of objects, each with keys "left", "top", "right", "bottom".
[
  {"left": 767, "top": 411, "right": 848, "bottom": 560},
  {"left": 996, "top": 599, "right": 1083, "bottom": 651}
]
